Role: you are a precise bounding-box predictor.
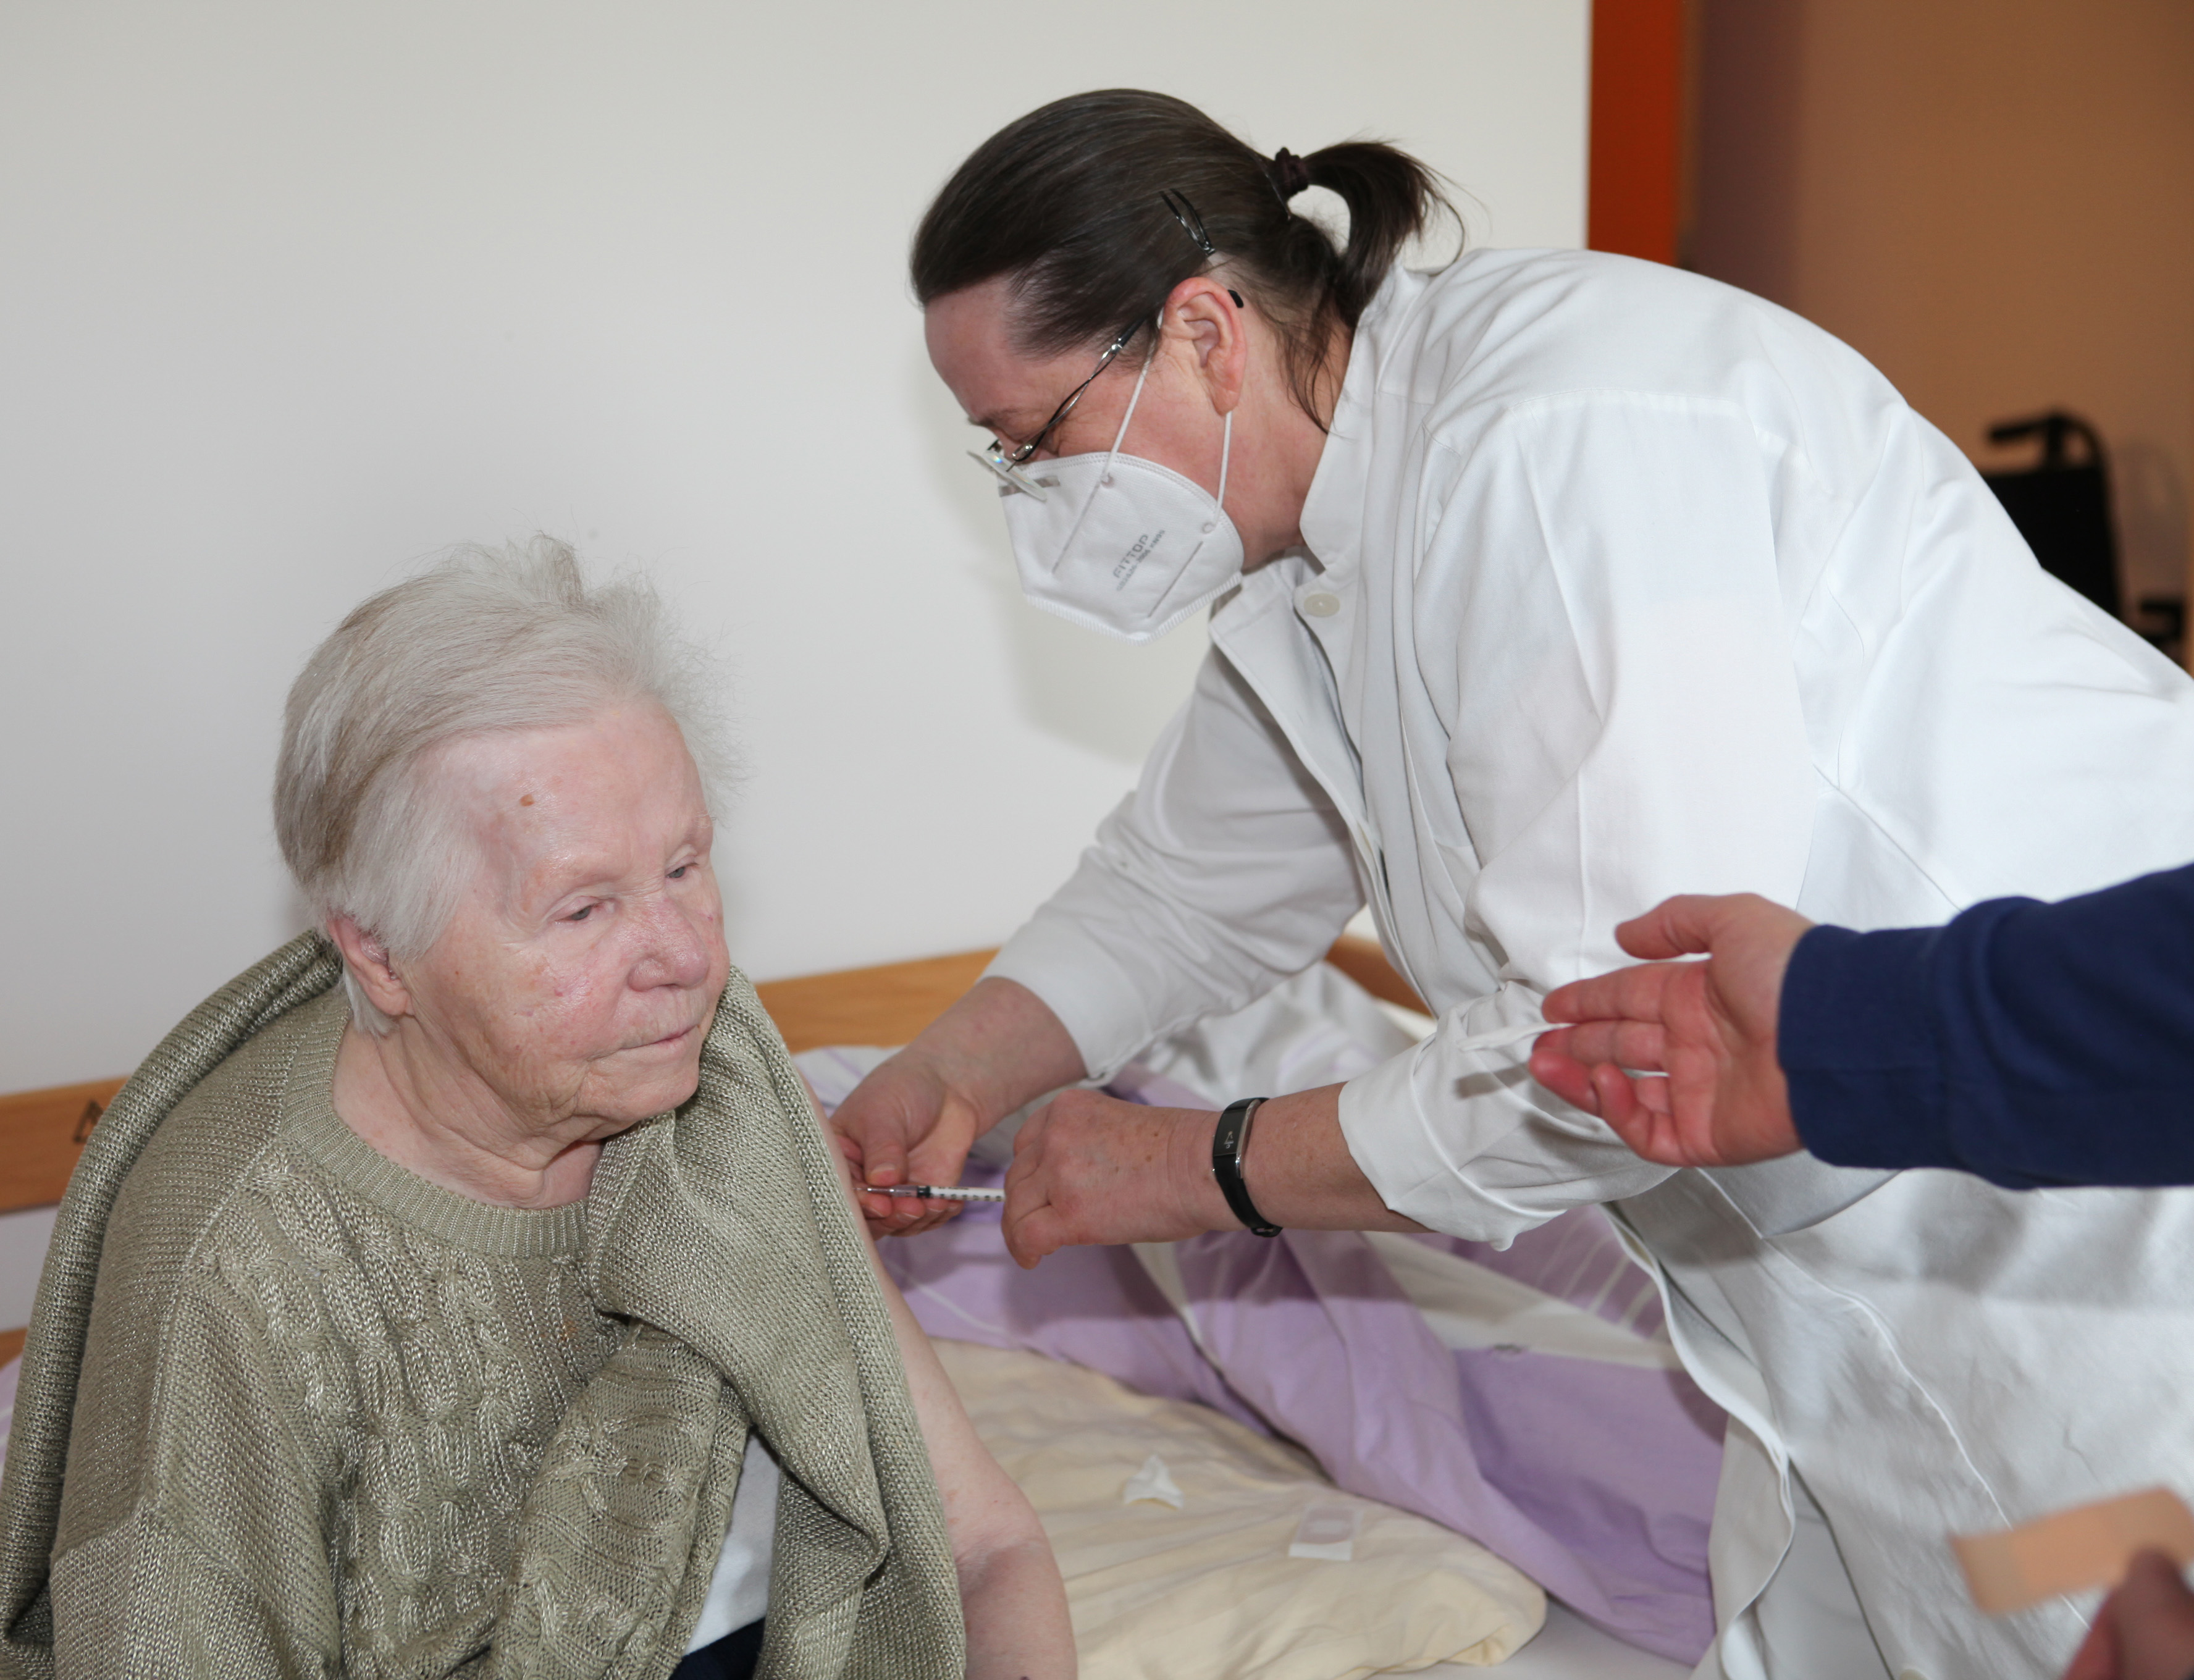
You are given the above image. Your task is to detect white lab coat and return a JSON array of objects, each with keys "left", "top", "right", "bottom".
[{"left": 989, "top": 250, "right": 2194, "bottom": 1679}]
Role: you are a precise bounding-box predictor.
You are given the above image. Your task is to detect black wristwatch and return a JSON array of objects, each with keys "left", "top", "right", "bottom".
[{"left": 1212, "top": 1098, "right": 1282, "bottom": 1238}]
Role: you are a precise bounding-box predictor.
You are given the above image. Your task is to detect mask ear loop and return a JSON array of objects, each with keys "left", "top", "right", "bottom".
[
  {"left": 1100, "top": 329, "right": 1161, "bottom": 487},
  {"left": 1103, "top": 321, "right": 1234, "bottom": 529},
  {"left": 1204, "top": 411, "right": 1232, "bottom": 534}
]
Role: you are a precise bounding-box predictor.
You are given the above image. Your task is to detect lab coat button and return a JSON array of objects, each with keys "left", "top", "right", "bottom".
[
  {"left": 1301, "top": 592, "right": 1342, "bottom": 618},
  {"left": 1896, "top": 1669, "right": 1930, "bottom": 1680}
]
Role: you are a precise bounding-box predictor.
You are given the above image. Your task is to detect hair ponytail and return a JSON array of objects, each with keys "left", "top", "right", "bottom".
[
  {"left": 1296, "top": 141, "right": 1446, "bottom": 345},
  {"left": 912, "top": 91, "right": 1459, "bottom": 428}
]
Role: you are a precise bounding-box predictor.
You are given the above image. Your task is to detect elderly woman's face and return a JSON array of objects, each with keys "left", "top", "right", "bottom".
[{"left": 403, "top": 703, "right": 729, "bottom": 1134}]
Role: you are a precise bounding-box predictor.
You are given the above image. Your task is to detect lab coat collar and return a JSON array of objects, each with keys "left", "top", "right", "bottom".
[{"left": 1293, "top": 267, "right": 1418, "bottom": 580}]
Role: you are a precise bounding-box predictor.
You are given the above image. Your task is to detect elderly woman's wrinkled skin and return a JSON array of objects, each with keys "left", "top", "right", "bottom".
[{"left": 326, "top": 702, "right": 728, "bottom": 1208}]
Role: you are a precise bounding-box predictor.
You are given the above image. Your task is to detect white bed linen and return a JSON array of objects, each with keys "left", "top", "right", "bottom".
[{"left": 1430, "top": 1602, "right": 1688, "bottom": 1679}]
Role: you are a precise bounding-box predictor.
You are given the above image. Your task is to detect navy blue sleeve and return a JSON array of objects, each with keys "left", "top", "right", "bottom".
[{"left": 1777, "top": 860, "right": 2194, "bottom": 1190}]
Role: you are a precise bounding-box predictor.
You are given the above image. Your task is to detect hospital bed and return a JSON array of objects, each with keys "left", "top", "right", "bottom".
[{"left": 0, "top": 940, "right": 1689, "bottom": 1678}]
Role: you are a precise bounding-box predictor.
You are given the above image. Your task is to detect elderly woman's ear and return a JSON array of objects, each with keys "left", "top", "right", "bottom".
[{"left": 325, "top": 917, "right": 413, "bottom": 1024}]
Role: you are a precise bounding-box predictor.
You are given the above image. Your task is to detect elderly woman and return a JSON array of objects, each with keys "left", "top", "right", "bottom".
[{"left": 0, "top": 542, "right": 1074, "bottom": 1679}]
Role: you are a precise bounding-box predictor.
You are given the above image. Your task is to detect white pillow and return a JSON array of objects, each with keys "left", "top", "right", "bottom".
[{"left": 935, "top": 1338, "right": 1545, "bottom": 1678}]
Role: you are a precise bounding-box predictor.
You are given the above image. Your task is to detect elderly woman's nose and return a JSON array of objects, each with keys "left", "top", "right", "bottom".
[{"left": 630, "top": 891, "right": 719, "bottom": 986}]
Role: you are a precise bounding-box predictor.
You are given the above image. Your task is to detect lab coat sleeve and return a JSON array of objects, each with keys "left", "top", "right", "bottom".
[
  {"left": 986, "top": 646, "right": 1364, "bottom": 1082},
  {"left": 1341, "top": 395, "right": 1820, "bottom": 1235}
]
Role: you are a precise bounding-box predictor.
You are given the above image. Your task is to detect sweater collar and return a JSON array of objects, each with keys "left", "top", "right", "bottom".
[{"left": 287, "top": 990, "right": 590, "bottom": 1258}]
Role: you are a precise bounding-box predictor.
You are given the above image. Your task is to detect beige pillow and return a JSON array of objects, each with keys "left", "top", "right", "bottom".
[{"left": 934, "top": 1338, "right": 1545, "bottom": 1678}]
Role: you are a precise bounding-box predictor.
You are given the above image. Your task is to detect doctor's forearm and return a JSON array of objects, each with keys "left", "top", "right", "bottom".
[
  {"left": 916, "top": 978, "right": 1090, "bottom": 1128},
  {"left": 1227, "top": 1085, "right": 1428, "bottom": 1234},
  {"left": 1003, "top": 1084, "right": 1424, "bottom": 1264}
]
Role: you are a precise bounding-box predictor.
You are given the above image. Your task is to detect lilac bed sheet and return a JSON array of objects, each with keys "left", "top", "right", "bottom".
[{"left": 802, "top": 1047, "right": 1724, "bottom": 1666}]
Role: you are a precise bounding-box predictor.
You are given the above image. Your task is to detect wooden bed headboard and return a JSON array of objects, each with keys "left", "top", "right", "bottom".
[{"left": 0, "top": 936, "right": 1423, "bottom": 1359}]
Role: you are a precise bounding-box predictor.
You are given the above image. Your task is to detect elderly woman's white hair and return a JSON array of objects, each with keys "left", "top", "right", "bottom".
[{"left": 275, "top": 537, "right": 729, "bottom": 1031}]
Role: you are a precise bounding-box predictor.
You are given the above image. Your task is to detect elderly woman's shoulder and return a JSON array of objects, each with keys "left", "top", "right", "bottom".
[
  {"left": 102, "top": 988, "right": 352, "bottom": 1309},
  {"left": 61, "top": 988, "right": 359, "bottom": 1542}
]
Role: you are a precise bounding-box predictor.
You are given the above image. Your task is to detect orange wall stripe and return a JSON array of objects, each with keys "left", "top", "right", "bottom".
[{"left": 1589, "top": 0, "right": 1688, "bottom": 264}]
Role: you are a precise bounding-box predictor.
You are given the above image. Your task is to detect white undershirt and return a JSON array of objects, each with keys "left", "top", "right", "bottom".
[{"left": 684, "top": 1432, "right": 780, "bottom": 1651}]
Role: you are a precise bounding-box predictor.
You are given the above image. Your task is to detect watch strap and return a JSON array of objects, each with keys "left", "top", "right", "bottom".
[{"left": 1212, "top": 1097, "right": 1282, "bottom": 1238}]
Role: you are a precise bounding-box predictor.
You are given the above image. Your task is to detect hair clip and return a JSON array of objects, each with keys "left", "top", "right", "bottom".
[{"left": 1159, "top": 188, "right": 1216, "bottom": 258}]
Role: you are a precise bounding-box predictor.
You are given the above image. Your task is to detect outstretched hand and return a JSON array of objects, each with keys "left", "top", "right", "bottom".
[{"left": 1529, "top": 892, "right": 1813, "bottom": 1168}]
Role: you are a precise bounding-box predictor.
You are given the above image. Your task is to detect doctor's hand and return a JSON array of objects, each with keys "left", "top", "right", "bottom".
[
  {"left": 1529, "top": 892, "right": 1812, "bottom": 1169},
  {"left": 830, "top": 977, "right": 1087, "bottom": 1238},
  {"left": 2062, "top": 1548, "right": 2194, "bottom": 1680},
  {"left": 1001, "top": 1091, "right": 1231, "bottom": 1267},
  {"left": 831, "top": 1053, "right": 984, "bottom": 1237}
]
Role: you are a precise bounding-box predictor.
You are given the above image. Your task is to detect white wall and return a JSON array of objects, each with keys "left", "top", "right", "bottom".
[{"left": 0, "top": 1, "right": 1587, "bottom": 1093}]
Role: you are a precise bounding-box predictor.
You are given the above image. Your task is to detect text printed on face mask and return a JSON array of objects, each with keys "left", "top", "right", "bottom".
[{"left": 1114, "top": 530, "right": 1164, "bottom": 590}]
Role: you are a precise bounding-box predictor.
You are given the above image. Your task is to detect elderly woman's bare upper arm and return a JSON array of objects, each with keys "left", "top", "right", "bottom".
[{"left": 805, "top": 1081, "right": 1037, "bottom": 1564}]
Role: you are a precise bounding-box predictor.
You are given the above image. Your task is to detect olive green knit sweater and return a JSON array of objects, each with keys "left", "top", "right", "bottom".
[{"left": 0, "top": 936, "right": 962, "bottom": 1680}]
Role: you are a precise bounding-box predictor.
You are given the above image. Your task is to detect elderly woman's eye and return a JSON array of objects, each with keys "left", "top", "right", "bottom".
[
  {"left": 565, "top": 905, "right": 595, "bottom": 923},
  {"left": 668, "top": 864, "right": 691, "bottom": 880}
]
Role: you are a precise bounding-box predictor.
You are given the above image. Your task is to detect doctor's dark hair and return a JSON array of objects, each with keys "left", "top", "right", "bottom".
[{"left": 912, "top": 90, "right": 1458, "bottom": 427}]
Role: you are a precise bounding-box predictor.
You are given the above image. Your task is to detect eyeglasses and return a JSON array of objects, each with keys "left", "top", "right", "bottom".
[
  {"left": 982, "top": 315, "right": 1149, "bottom": 472},
  {"left": 970, "top": 190, "right": 1221, "bottom": 494}
]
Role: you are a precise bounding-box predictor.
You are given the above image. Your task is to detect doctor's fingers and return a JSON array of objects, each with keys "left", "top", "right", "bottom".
[
  {"left": 843, "top": 1067, "right": 980, "bottom": 1235},
  {"left": 1545, "top": 1017, "right": 1673, "bottom": 1073},
  {"left": 1001, "top": 1109, "right": 1067, "bottom": 1266},
  {"left": 875, "top": 1128, "right": 991, "bottom": 1237},
  {"left": 860, "top": 1162, "right": 960, "bottom": 1236},
  {"left": 834, "top": 1092, "right": 929, "bottom": 1231},
  {"left": 1002, "top": 1198, "right": 1065, "bottom": 1269},
  {"left": 1542, "top": 959, "right": 1684, "bottom": 1028}
]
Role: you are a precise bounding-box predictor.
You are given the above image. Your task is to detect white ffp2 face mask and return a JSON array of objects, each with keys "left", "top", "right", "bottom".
[{"left": 983, "top": 349, "right": 1243, "bottom": 644}]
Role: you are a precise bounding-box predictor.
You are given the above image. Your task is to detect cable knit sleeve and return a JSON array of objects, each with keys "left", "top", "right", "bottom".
[
  {"left": 51, "top": 1507, "right": 335, "bottom": 1680},
  {"left": 51, "top": 1269, "right": 341, "bottom": 1680}
]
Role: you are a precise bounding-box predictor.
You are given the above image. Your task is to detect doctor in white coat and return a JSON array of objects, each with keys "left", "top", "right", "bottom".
[{"left": 836, "top": 89, "right": 2194, "bottom": 1680}]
